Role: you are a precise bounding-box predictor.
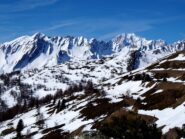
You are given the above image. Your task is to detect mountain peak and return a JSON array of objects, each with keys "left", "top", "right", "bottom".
[
  {"left": 32, "top": 32, "right": 46, "bottom": 39},
  {"left": 115, "top": 33, "right": 141, "bottom": 39}
]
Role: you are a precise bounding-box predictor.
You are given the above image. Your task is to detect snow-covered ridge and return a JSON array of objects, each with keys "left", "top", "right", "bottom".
[{"left": 0, "top": 32, "right": 184, "bottom": 74}]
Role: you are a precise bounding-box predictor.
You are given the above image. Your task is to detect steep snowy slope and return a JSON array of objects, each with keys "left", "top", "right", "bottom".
[{"left": 105, "top": 50, "right": 185, "bottom": 133}]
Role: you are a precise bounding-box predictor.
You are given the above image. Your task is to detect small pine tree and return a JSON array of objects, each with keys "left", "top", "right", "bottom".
[
  {"left": 60, "top": 99, "right": 66, "bottom": 110},
  {"left": 136, "top": 97, "right": 141, "bottom": 103},
  {"left": 35, "top": 98, "right": 39, "bottom": 109},
  {"left": 163, "top": 77, "right": 167, "bottom": 82},
  {"left": 36, "top": 113, "right": 44, "bottom": 128},
  {"left": 16, "top": 119, "right": 24, "bottom": 138},
  {"left": 56, "top": 100, "right": 61, "bottom": 112},
  {"left": 22, "top": 99, "right": 27, "bottom": 112}
]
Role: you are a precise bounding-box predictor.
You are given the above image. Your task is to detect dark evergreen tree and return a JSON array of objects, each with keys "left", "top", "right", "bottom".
[
  {"left": 22, "top": 99, "right": 27, "bottom": 112},
  {"left": 60, "top": 99, "right": 66, "bottom": 110},
  {"left": 163, "top": 77, "right": 167, "bottom": 82},
  {"left": 56, "top": 100, "right": 61, "bottom": 112},
  {"left": 35, "top": 98, "right": 39, "bottom": 108},
  {"left": 16, "top": 119, "right": 24, "bottom": 138}
]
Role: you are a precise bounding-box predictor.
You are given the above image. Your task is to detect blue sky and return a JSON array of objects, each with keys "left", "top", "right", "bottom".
[{"left": 0, "top": 0, "right": 185, "bottom": 43}]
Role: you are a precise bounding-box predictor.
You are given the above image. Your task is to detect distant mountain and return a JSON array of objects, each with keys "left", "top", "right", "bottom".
[{"left": 0, "top": 32, "right": 185, "bottom": 74}]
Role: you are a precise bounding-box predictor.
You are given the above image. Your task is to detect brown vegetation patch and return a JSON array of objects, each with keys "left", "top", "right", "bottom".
[
  {"left": 163, "top": 127, "right": 183, "bottom": 139},
  {"left": 104, "top": 109, "right": 157, "bottom": 125},
  {"left": 80, "top": 97, "right": 134, "bottom": 120},
  {"left": 1, "top": 127, "right": 15, "bottom": 136},
  {"left": 139, "top": 82, "right": 185, "bottom": 110},
  {"left": 151, "top": 70, "right": 185, "bottom": 79},
  {"left": 41, "top": 129, "right": 69, "bottom": 139},
  {"left": 158, "top": 60, "right": 185, "bottom": 69},
  {"left": 93, "top": 109, "right": 161, "bottom": 139}
]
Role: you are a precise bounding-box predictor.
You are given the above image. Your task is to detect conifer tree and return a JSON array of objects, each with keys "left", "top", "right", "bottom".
[{"left": 16, "top": 119, "right": 24, "bottom": 138}]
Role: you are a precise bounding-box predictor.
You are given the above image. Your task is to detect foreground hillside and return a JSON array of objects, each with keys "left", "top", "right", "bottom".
[{"left": 1, "top": 50, "right": 185, "bottom": 138}]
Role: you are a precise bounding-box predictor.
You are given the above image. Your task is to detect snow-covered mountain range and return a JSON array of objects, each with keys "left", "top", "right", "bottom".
[{"left": 1, "top": 32, "right": 184, "bottom": 74}]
